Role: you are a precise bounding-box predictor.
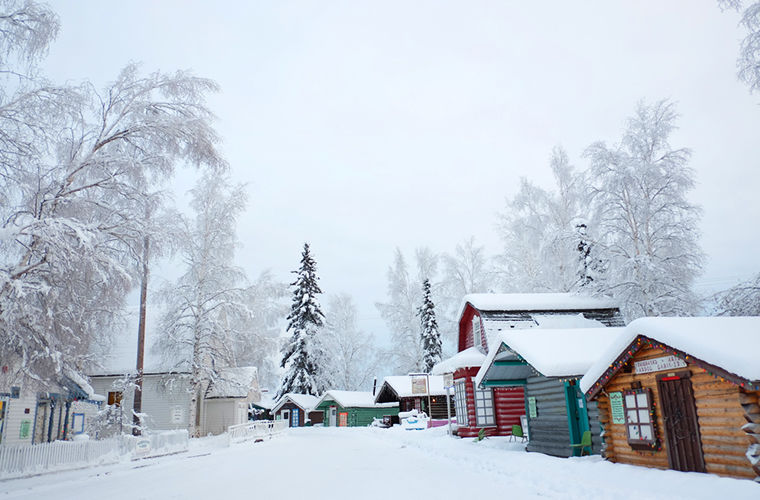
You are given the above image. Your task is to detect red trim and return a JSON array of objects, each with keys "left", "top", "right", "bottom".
[{"left": 660, "top": 376, "right": 680, "bottom": 381}]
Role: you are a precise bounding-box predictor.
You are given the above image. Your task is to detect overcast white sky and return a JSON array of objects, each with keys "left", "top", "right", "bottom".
[{"left": 43, "top": 1, "right": 760, "bottom": 342}]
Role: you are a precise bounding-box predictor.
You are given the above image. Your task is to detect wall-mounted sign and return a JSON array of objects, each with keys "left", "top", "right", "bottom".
[
  {"left": 411, "top": 375, "right": 428, "bottom": 395},
  {"left": 19, "top": 419, "right": 31, "bottom": 439},
  {"left": 171, "top": 406, "right": 184, "bottom": 424},
  {"left": 443, "top": 373, "right": 454, "bottom": 389},
  {"left": 609, "top": 392, "right": 625, "bottom": 424},
  {"left": 528, "top": 397, "right": 537, "bottom": 418},
  {"left": 634, "top": 355, "right": 686, "bottom": 374}
]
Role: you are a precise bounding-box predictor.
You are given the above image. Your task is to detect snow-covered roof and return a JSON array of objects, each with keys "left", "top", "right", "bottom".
[
  {"left": 376, "top": 375, "right": 448, "bottom": 401},
  {"left": 431, "top": 347, "right": 487, "bottom": 375},
  {"left": 474, "top": 328, "right": 627, "bottom": 387},
  {"left": 457, "top": 293, "right": 617, "bottom": 320},
  {"left": 479, "top": 313, "right": 605, "bottom": 348},
  {"left": 252, "top": 391, "right": 277, "bottom": 410},
  {"left": 580, "top": 316, "right": 760, "bottom": 395},
  {"left": 272, "top": 393, "right": 320, "bottom": 413},
  {"left": 314, "top": 390, "right": 398, "bottom": 409},
  {"left": 63, "top": 369, "right": 106, "bottom": 402},
  {"left": 205, "top": 366, "right": 258, "bottom": 399}
]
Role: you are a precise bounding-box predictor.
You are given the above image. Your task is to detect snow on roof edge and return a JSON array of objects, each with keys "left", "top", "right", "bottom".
[{"left": 456, "top": 292, "right": 618, "bottom": 321}]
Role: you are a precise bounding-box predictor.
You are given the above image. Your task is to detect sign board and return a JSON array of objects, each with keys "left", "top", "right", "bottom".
[
  {"left": 527, "top": 397, "right": 537, "bottom": 418},
  {"left": 609, "top": 392, "right": 625, "bottom": 424},
  {"left": 134, "top": 438, "right": 151, "bottom": 458},
  {"left": 171, "top": 406, "right": 184, "bottom": 424},
  {"left": 19, "top": 419, "right": 31, "bottom": 439},
  {"left": 634, "top": 355, "right": 686, "bottom": 374},
  {"left": 443, "top": 373, "right": 454, "bottom": 389},
  {"left": 411, "top": 375, "right": 428, "bottom": 395}
]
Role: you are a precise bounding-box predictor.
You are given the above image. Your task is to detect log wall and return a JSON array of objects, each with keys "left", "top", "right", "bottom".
[{"left": 595, "top": 345, "right": 757, "bottom": 481}]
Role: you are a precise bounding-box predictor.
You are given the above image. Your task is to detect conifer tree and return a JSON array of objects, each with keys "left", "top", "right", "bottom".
[
  {"left": 418, "top": 279, "right": 442, "bottom": 373},
  {"left": 277, "top": 243, "right": 329, "bottom": 398}
]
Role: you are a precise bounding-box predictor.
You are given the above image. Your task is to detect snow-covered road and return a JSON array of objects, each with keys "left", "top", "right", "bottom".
[{"left": 1, "top": 427, "right": 757, "bottom": 499}]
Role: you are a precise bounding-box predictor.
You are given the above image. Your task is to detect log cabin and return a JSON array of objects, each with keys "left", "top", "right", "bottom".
[
  {"left": 580, "top": 317, "right": 760, "bottom": 482},
  {"left": 374, "top": 375, "right": 455, "bottom": 420},
  {"left": 271, "top": 393, "right": 319, "bottom": 427},
  {"left": 475, "top": 328, "right": 626, "bottom": 457},
  {"left": 433, "top": 293, "right": 623, "bottom": 439},
  {"left": 313, "top": 390, "right": 398, "bottom": 427}
]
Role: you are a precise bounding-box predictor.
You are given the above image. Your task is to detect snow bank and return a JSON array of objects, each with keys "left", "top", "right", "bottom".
[{"left": 580, "top": 316, "right": 760, "bottom": 393}]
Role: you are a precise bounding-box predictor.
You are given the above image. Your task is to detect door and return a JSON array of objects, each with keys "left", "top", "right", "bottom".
[
  {"left": 282, "top": 410, "right": 290, "bottom": 427},
  {"left": 330, "top": 407, "right": 337, "bottom": 427},
  {"left": 564, "top": 381, "right": 590, "bottom": 456},
  {"left": 657, "top": 372, "right": 705, "bottom": 473}
]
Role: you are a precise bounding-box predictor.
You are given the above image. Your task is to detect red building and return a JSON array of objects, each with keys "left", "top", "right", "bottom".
[{"left": 433, "top": 293, "right": 623, "bottom": 438}]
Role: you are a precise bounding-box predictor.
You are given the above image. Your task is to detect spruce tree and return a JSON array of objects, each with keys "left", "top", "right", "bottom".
[
  {"left": 418, "top": 279, "right": 442, "bottom": 373},
  {"left": 277, "top": 243, "right": 329, "bottom": 398}
]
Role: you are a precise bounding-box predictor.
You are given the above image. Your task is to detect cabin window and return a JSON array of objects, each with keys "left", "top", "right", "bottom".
[
  {"left": 292, "top": 408, "right": 300, "bottom": 427},
  {"left": 472, "top": 317, "right": 484, "bottom": 348},
  {"left": 454, "top": 379, "right": 468, "bottom": 426},
  {"left": 623, "top": 388, "right": 656, "bottom": 450},
  {"left": 107, "top": 391, "right": 122, "bottom": 407},
  {"left": 475, "top": 387, "right": 495, "bottom": 427}
]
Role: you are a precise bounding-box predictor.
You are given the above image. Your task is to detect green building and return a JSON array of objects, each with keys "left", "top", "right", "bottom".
[{"left": 313, "top": 390, "right": 398, "bottom": 427}]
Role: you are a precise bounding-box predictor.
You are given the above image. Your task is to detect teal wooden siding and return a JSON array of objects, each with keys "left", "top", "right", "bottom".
[{"left": 315, "top": 399, "right": 398, "bottom": 427}]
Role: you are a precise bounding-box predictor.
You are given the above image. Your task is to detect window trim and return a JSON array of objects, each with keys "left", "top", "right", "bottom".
[
  {"left": 454, "top": 378, "right": 469, "bottom": 427},
  {"left": 623, "top": 388, "right": 657, "bottom": 450},
  {"left": 474, "top": 385, "right": 496, "bottom": 428}
]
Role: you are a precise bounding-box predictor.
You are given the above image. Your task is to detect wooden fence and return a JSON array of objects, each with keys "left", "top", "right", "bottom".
[{"left": 228, "top": 420, "right": 288, "bottom": 443}]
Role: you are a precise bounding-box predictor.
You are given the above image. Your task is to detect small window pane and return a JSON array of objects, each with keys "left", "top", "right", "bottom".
[
  {"left": 625, "top": 394, "right": 636, "bottom": 407},
  {"left": 636, "top": 392, "right": 648, "bottom": 407},
  {"left": 638, "top": 409, "right": 650, "bottom": 423},
  {"left": 640, "top": 424, "right": 653, "bottom": 440},
  {"left": 628, "top": 425, "right": 640, "bottom": 440},
  {"left": 627, "top": 410, "right": 638, "bottom": 423}
]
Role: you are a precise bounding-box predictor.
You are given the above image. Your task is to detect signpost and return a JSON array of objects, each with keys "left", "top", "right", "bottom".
[{"left": 443, "top": 373, "right": 454, "bottom": 436}]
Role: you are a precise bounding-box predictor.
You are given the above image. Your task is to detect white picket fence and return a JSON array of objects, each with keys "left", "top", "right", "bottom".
[
  {"left": 0, "top": 430, "right": 189, "bottom": 480},
  {"left": 228, "top": 419, "right": 288, "bottom": 443}
]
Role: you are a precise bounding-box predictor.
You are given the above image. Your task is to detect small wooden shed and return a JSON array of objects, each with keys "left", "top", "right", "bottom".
[
  {"left": 313, "top": 391, "right": 398, "bottom": 427},
  {"left": 475, "top": 328, "right": 625, "bottom": 457},
  {"left": 271, "top": 393, "right": 319, "bottom": 427},
  {"left": 374, "top": 375, "right": 455, "bottom": 419},
  {"left": 581, "top": 317, "right": 760, "bottom": 482}
]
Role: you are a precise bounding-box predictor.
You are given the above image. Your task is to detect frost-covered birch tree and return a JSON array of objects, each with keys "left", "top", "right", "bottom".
[
  {"left": 277, "top": 243, "right": 330, "bottom": 398},
  {"left": 715, "top": 272, "right": 760, "bottom": 315},
  {"left": 584, "top": 100, "right": 704, "bottom": 320},
  {"left": 376, "top": 247, "right": 438, "bottom": 374},
  {"left": 156, "top": 172, "right": 248, "bottom": 436},
  {"left": 719, "top": 1, "right": 760, "bottom": 93},
  {"left": 418, "top": 279, "right": 442, "bottom": 373},
  {"left": 323, "top": 293, "right": 381, "bottom": 391},
  {"left": 0, "top": 0, "right": 225, "bottom": 385},
  {"left": 496, "top": 147, "right": 590, "bottom": 293}
]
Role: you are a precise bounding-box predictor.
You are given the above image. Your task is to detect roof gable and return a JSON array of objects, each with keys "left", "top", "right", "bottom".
[{"left": 581, "top": 317, "right": 760, "bottom": 397}]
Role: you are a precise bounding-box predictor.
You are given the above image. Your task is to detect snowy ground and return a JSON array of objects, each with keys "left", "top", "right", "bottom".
[{"left": 1, "top": 427, "right": 757, "bottom": 499}]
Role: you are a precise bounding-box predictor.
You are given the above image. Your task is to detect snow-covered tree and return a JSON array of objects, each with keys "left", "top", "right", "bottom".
[
  {"left": 496, "top": 146, "right": 589, "bottom": 293},
  {"left": 376, "top": 247, "right": 438, "bottom": 374},
  {"left": 719, "top": 1, "right": 760, "bottom": 93},
  {"left": 584, "top": 100, "right": 704, "bottom": 320},
  {"left": 418, "top": 279, "right": 442, "bottom": 373},
  {"left": 278, "top": 243, "right": 330, "bottom": 398},
  {"left": 437, "top": 237, "right": 495, "bottom": 346},
  {"left": 233, "top": 270, "right": 288, "bottom": 390},
  {"left": 0, "top": 0, "right": 225, "bottom": 386},
  {"left": 715, "top": 272, "right": 760, "bottom": 315},
  {"left": 155, "top": 172, "right": 248, "bottom": 436},
  {"left": 323, "top": 293, "right": 381, "bottom": 391}
]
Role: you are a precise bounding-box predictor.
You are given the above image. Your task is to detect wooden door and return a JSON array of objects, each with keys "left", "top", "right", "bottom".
[{"left": 657, "top": 372, "right": 705, "bottom": 473}]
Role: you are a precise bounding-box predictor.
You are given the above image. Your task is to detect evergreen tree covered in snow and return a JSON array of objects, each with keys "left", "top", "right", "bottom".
[
  {"left": 278, "top": 243, "right": 329, "bottom": 398},
  {"left": 418, "top": 279, "right": 442, "bottom": 373},
  {"left": 584, "top": 100, "right": 704, "bottom": 319}
]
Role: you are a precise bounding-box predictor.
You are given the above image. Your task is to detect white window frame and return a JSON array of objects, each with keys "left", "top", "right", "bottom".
[
  {"left": 454, "top": 379, "right": 468, "bottom": 427},
  {"left": 472, "top": 317, "right": 484, "bottom": 348},
  {"left": 475, "top": 386, "right": 495, "bottom": 427}
]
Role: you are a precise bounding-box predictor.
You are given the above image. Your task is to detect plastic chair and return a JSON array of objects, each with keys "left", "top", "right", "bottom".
[
  {"left": 570, "top": 430, "right": 592, "bottom": 456},
  {"left": 509, "top": 424, "right": 527, "bottom": 442}
]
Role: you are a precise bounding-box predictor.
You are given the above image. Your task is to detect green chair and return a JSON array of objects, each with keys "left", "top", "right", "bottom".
[
  {"left": 509, "top": 424, "right": 526, "bottom": 442},
  {"left": 570, "top": 430, "right": 592, "bottom": 456}
]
